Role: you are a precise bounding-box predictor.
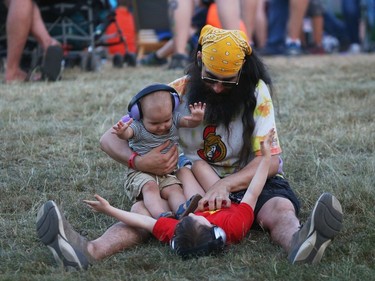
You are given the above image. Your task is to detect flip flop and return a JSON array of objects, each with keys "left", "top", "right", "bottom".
[{"left": 41, "top": 45, "right": 63, "bottom": 81}]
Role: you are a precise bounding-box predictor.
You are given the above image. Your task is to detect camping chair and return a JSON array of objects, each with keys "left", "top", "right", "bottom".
[{"left": 131, "top": 0, "right": 172, "bottom": 60}]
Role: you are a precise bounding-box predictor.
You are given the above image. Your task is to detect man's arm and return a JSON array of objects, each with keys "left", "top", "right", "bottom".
[
  {"left": 197, "top": 153, "right": 279, "bottom": 211},
  {"left": 100, "top": 127, "right": 179, "bottom": 175}
]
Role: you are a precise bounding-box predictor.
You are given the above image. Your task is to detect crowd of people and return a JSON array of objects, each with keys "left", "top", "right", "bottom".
[{"left": 139, "top": 0, "right": 374, "bottom": 69}]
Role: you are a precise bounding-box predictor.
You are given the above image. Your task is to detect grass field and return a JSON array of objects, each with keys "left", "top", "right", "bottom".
[{"left": 1, "top": 54, "right": 374, "bottom": 281}]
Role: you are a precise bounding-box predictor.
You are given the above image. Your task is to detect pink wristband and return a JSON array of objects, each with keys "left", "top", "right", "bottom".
[{"left": 128, "top": 152, "right": 138, "bottom": 170}]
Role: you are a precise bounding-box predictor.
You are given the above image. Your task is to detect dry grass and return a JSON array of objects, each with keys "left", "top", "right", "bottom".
[{"left": 1, "top": 54, "right": 374, "bottom": 280}]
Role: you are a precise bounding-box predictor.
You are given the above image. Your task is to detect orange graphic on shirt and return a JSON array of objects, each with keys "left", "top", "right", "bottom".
[
  {"left": 256, "top": 98, "right": 272, "bottom": 117},
  {"left": 197, "top": 125, "right": 227, "bottom": 163}
]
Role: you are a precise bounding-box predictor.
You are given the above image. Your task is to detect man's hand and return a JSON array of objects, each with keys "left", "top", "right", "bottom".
[
  {"left": 197, "top": 179, "right": 231, "bottom": 211},
  {"left": 137, "top": 141, "right": 178, "bottom": 175}
]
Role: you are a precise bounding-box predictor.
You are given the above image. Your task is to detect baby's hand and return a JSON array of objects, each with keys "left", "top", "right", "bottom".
[
  {"left": 112, "top": 118, "right": 133, "bottom": 136},
  {"left": 185, "top": 102, "right": 206, "bottom": 122},
  {"left": 260, "top": 128, "right": 275, "bottom": 157},
  {"left": 83, "top": 194, "right": 110, "bottom": 213}
]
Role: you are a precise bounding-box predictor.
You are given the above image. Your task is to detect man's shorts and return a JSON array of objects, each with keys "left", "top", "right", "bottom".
[
  {"left": 124, "top": 170, "right": 182, "bottom": 203},
  {"left": 229, "top": 174, "right": 300, "bottom": 216},
  {"left": 306, "top": 0, "right": 324, "bottom": 17}
]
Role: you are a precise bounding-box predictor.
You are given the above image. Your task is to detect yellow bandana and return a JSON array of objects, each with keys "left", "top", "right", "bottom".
[{"left": 199, "top": 25, "right": 252, "bottom": 77}]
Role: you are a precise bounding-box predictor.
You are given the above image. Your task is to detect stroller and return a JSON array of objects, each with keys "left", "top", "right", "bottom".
[{"left": 39, "top": 0, "right": 136, "bottom": 71}]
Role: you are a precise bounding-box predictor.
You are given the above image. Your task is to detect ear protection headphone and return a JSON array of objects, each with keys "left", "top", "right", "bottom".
[
  {"left": 127, "top": 83, "right": 180, "bottom": 120},
  {"left": 170, "top": 225, "right": 227, "bottom": 259}
]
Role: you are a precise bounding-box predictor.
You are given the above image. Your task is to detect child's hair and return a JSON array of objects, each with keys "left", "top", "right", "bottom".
[{"left": 170, "top": 216, "right": 226, "bottom": 259}]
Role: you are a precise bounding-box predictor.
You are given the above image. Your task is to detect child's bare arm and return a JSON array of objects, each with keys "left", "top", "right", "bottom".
[
  {"left": 111, "top": 119, "right": 134, "bottom": 140},
  {"left": 179, "top": 102, "right": 206, "bottom": 128},
  {"left": 83, "top": 194, "right": 156, "bottom": 232},
  {"left": 241, "top": 128, "right": 275, "bottom": 209}
]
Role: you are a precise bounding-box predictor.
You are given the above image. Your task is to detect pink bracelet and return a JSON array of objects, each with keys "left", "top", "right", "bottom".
[{"left": 128, "top": 152, "right": 138, "bottom": 170}]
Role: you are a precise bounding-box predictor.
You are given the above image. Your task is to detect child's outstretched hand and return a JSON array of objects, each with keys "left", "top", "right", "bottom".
[
  {"left": 260, "top": 128, "right": 275, "bottom": 157},
  {"left": 83, "top": 194, "right": 111, "bottom": 214},
  {"left": 112, "top": 118, "right": 133, "bottom": 138},
  {"left": 184, "top": 102, "right": 206, "bottom": 122}
]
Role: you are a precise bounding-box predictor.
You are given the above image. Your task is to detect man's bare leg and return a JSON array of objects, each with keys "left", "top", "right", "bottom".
[
  {"left": 36, "top": 199, "right": 165, "bottom": 269},
  {"left": 256, "top": 197, "right": 300, "bottom": 252},
  {"left": 88, "top": 201, "right": 152, "bottom": 261},
  {"left": 4, "top": 0, "right": 33, "bottom": 82},
  {"left": 257, "top": 194, "right": 343, "bottom": 264},
  {"left": 30, "top": 1, "right": 59, "bottom": 50},
  {"left": 288, "top": 0, "right": 309, "bottom": 42},
  {"left": 169, "top": 0, "right": 194, "bottom": 56},
  {"left": 215, "top": 0, "right": 241, "bottom": 30},
  {"left": 241, "top": 0, "right": 258, "bottom": 44}
]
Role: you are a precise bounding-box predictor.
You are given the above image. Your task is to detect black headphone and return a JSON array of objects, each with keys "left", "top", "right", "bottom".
[
  {"left": 170, "top": 226, "right": 227, "bottom": 259},
  {"left": 127, "top": 83, "right": 180, "bottom": 120}
]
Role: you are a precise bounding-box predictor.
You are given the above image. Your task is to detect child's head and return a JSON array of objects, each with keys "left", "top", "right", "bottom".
[
  {"left": 140, "top": 91, "right": 174, "bottom": 135},
  {"left": 127, "top": 84, "right": 180, "bottom": 135},
  {"left": 170, "top": 214, "right": 226, "bottom": 259}
]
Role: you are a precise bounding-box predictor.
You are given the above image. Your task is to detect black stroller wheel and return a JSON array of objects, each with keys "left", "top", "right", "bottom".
[
  {"left": 112, "top": 53, "right": 124, "bottom": 68},
  {"left": 124, "top": 53, "right": 137, "bottom": 67}
]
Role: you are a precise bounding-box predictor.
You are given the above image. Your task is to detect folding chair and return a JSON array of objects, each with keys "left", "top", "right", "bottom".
[{"left": 131, "top": 0, "right": 172, "bottom": 60}]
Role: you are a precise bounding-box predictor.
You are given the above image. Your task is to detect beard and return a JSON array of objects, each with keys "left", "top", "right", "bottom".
[{"left": 186, "top": 68, "right": 251, "bottom": 127}]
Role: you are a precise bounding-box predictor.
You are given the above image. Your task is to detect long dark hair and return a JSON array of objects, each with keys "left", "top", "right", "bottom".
[{"left": 185, "top": 45, "right": 273, "bottom": 166}]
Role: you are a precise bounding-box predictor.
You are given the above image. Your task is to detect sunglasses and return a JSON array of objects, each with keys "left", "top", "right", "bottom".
[{"left": 201, "top": 65, "right": 242, "bottom": 88}]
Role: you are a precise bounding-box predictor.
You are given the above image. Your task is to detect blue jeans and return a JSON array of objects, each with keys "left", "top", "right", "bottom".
[
  {"left": 324, "top": 0, "right": 361, "bottom": 45},
  {"left": 342, "top": 0, "right": 361, "bottom": 44},
  {"left": 266, "top": 0, "right": 289, "bottom": 48}
]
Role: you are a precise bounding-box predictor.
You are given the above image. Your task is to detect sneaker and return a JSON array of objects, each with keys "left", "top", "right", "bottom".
[
  {"left": 36, "top": 200, "right": 90, "bottom": 270},
  {"left": 285, "top": 42, "right": 303, "bottom": 56},
  {"left": 139, "top": 52, "right": 167, "bottom": 66},
  {"left": 307, "top": 45, "right": 326, "bottom": 55},
  {"left": 288, "top": 193, "right": 343, "bottom": 264},
  {"left": 257, "top": 45, "right": 285, "bottom": 56},
  {"left": 175, "top": 194, "right": 202, "bottom": 220},
  {"left": 347, "top": 43, "right": 361, "bottom": 54},
  {"left": 168, "top": 53, "right": 190, "bottom": 70}
]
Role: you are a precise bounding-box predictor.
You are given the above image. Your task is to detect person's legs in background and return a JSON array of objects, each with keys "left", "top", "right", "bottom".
[
  {"left": 323, "top": 8, "right": 350, "bottom": 51},
  {"left": 260, "top": 0, "right": 289, "bottom": 55},
  {"left": 4, "top": 0, "right": 62, "bottom": 83},
  {"left": 303, "top": 0, "right": 325, "bottom": 54},
  {"left": 168, "top": 0, "right": 195, "bottom": 69},
  {"left": 240, "top": 0, "right": 259, "bottom": 45},
  {"left": 254, "top": 0, "right": 268, "bottom": 49},
  {"left": 215, "top": 0, "right": 241, "bottom": 29},
  {"left": 285, "top": 0, "right": 309, "bottom": 55},
  {"left": 342, "top": 0, "right": 361, "bottom": 53},
  {"left": 4, "top": 0, "right": 33, "bottom": 82}
]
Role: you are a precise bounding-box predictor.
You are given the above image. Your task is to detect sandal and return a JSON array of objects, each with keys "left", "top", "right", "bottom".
[
  {"left": 158, "top": 211, "right": 175, "bottom": 219},
  {"left": 41, "top": 45, "right": 64, "bottom": 81},
  {"left": 175, "top": 194, "right": 202, "bottom": 220}
]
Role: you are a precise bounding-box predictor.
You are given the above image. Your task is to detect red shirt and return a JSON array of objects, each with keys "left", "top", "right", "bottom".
[{"left": 152, "top": 203, "right": 254, "bottom": 245}]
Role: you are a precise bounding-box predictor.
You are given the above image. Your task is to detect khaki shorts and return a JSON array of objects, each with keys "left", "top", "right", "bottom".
[{"left": 124, "top": 169, "right": 182, "bottom": 203}]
